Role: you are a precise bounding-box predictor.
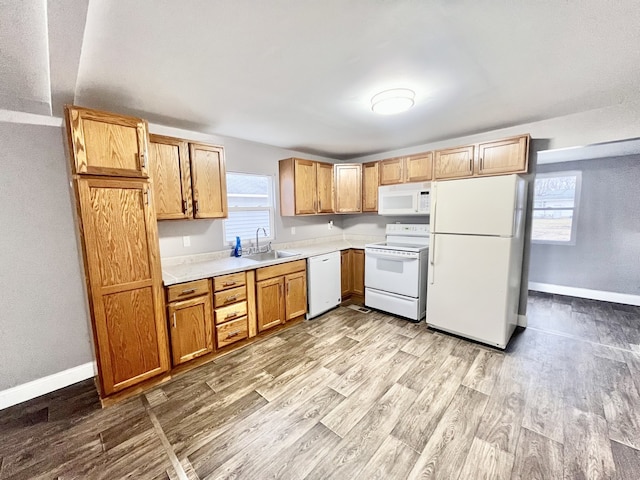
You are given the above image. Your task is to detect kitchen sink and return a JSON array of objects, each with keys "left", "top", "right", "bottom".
[{"left": 244, "top": 250, "right": 300, "bottom": 262}]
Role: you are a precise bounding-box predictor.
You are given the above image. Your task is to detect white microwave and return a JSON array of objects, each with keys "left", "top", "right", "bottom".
[{"left": 378, "top": 182, "right": 431, "bottom": 216}]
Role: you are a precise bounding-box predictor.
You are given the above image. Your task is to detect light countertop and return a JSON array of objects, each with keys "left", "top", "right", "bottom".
[{"left": 161, "top": 238, "right": 378, "bottom": 286}]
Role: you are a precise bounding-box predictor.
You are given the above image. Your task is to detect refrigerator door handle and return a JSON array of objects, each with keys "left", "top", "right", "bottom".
[
  {"left": 428, "top": 234, "right": 435, "bottom": 285},
  {"left": 431, "top": 192, "right": 438, "bottom": 232}
]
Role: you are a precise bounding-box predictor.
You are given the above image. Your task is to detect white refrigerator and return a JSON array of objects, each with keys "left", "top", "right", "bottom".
[{"left": 426, "top": 175, "right": 527, "bottom": 348}]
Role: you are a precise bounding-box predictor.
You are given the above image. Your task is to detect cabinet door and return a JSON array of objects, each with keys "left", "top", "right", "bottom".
[
  {"left": 190, "top": 142, "right": 228, "bottom": 219},
  {"left": 379, "top": 158, "right": 404, "bottom": 185},
  {"left": 76, "top": 178, "right": 169, "bottom": 395},
  {"left": 478, "top": 135, "right": 529, "bottom": 176},
  {"left": 285, "top": 271, "right": 307, "bottom": 320},
  {"left": 434, "top": 146, "right": 475, "bottom": 180},
  {"left": 294, "top": 159, "right": 317, "bottom": 214},
  {"left": 405, "top": 152, "right": 433, "bottom": 182},
  {"left": 65, "top": 106, "right": 149, "bottom": 178},
  {"left": 361, "top": 162, "right": 379, "bottom": 212},
  {"left": 316, "top": 162, "right": 334, "bottom": 213},
  {"left": 168, "top": 295, "right": 213, "bottom": 365},
  {"left": 351, "top": 249, "right": 365, "bottom": 296},
  {"left": 341, "top": 250, "right": 352, "bottom": 297},
  {"left": 334, "top": 164, "right": 362, "bottom": 213},
  {"left": 149, "top": 135, "right": 192, "bottom": 219},
  {"left": 256, "top": 277, "right": 285, "bottom": 332}
]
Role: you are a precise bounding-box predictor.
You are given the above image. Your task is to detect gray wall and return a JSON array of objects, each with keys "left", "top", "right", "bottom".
[
  {"left": 150, "top": 124, "right": 345, "bottom": 258},
  {"left": 0, "top": 122, "right": 93, "bottom": 390},
  {"left": 529, "top": 155, "right": 640, "bottom": 295}
]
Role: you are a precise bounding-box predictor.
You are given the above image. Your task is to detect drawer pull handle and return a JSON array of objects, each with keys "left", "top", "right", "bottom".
[
  {"left": 180, "top": 288, "right": 196, "bottom": 295},
  {"left": 225, "top": 295, "right": 237, "bottom": 302},
  {"left": 223, "top": 281, "right": 236, "bottom": 287},
  {"left": 226, "top": 330, "right": 241, "bottom": 339},
  {"left": 225, "top": 312, "right": 240, "bottom": 319}
]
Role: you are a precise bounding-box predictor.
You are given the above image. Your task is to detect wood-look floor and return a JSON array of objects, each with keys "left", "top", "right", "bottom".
[{"left": 2, "top": 292, "right": 640, "bottom": 479}]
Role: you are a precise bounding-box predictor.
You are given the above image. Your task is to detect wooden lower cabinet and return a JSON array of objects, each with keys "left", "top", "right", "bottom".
[
  {"left": 213, "top": 272, "right": 250, "bottom": 348},
  {"left": 256, "top": 259, "right": 307, "bottom": 332},
  {"left": 341, "top": 250, "right": 352, "bottom": 297},
  {"left": 351, "top": 249, "right": 365, "bottom": 296},
  {"left": 168, "top": 295, "right": 213, "bottom": 365},
  {"left": 256, "top": 277, "right": 286, "bottom": 332},
  {"left": 285, "top": 271, "right": 307, "bottom": 320},
  {"left": 341, "top": 249, "right": 365, "bottom": 300},
  {"left": 215, "top": 316, "right": 249, "bottom": 349}
]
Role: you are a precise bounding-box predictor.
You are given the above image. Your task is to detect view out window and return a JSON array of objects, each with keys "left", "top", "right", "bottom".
[
  {"left": 531, "top": 171, "right": 582, "bottom": 244},
  {"left": 223, "top": 173, "right": 275, "bottom": 244}
]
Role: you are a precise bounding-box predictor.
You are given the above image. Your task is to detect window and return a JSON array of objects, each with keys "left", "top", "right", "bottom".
[
  {"left": 531, "top": 171, "right": 582, "bottom": 244},
  {"left": 223, "top": 172, "right": 275, "bottom": 244}
]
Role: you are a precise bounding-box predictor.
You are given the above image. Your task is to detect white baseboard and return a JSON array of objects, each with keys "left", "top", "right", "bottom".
[
  {"left": 517, "top": 314, "right": 528, "bottom": 327},
  {"left": 0, "top": 362, "right": 96, "bottom": 410},
  {"left": 528, "top": 282, "right": 640, "bottom": 307}
]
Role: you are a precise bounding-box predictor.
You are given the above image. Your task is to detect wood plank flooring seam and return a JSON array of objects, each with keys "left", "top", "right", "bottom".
[
  {"left": 141, "top": 395, "right": 191, "bottom": 480},
  {"left": 527, "top": 324, "right": 638, "bottom": 356}
]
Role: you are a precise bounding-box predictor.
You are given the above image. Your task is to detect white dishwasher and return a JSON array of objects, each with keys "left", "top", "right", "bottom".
[{"left": 307, "top": 251, "right": 341, "bottom": 319}]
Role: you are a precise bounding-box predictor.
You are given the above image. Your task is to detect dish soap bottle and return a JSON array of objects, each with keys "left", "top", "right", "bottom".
[{"left": 234, "top": 236, "right": 242, "bottom": 257}]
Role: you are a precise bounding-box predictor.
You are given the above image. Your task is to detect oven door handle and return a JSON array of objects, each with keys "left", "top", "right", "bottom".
[{"left": 365, "top": 252, "right": 418, "bottom": 261}]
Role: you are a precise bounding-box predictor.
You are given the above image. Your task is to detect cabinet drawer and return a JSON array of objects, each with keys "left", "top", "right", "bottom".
[
  {"left": 214, "top": 285, "right": 247, "bottom": 307},
  {"left": 256, "top": 259, "right": 306, "bottom": 281},
  {"left": 213, "top": 272, "right": 246, "bottom": 291},
  {"left": 215, "top": 301, "right": 247, "bottom": 325},
  {"left": 167, "top": 279, "right": 210, "bottom": 303},
  {"left": 216, "top": 316, "right": 249, "bottom": 348}
]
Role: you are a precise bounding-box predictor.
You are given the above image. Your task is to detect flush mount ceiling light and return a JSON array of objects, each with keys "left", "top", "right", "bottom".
[{"left": 371, "top": 88, "right": 415, "bottom": 115}]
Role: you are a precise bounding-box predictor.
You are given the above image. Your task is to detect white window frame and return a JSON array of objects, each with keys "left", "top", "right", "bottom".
[
  {"left": 222, "top": 172, "right": 276, "bottom": 246},
  {"left": 531, "top": 170, "right": 582, "bottom": 246}
]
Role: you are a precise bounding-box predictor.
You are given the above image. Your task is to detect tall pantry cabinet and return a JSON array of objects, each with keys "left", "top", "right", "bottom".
[{"left": 65, "top": 106, "right": 169, "bottom": 398}]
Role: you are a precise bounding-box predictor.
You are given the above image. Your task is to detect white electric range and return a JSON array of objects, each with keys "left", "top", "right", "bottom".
[{"left": 364, "top": 224, "right": 430, "bottom": 321}]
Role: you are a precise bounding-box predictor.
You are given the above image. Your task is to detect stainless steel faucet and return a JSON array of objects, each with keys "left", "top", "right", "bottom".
[{"left": 255, "top": 227, "right": 268, "bottom": 253}]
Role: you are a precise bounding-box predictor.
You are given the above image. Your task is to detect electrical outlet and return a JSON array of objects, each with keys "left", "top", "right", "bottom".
[
  {"left": 291, "top": 226, "right": 296, "bottom": 235},
  {"left": 183, "top": 236, "right": 191, "bottom": 247},
  {"left": 328, "top": 220, "right": 333, "bottom": 230}
]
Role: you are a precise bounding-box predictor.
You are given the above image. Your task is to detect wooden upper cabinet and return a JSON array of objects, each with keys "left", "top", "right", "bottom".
[
  {"left": 168, "top": 294, "right": 213, "bottom": 365},
  {"left": 316, "top": 162, "right": 334, "bottom": 213},
  {"left": 65, "top": 106, "right": 149, "bottom": 178},
  {"left": 148, "top": 134, "right": 192, "bottom": 219},
  {"left": 190, "top": 142, "right": 228, "bottom": 219},
  {"left": 76, "top": 177, "right": 169, "bottom": 395},
  {"left": 334, "top": 163, "right": 362, "bottom": 213},
  {"left": 294, "top": 159, "right": 318, "bottom": 214},
  {"left": 434, "top": 145, "right": 475, "bottom": 180},
  {"left": 279, "top": 158, "right": 321, "bottom": 216},
  {"left": 379, "top": 153, "right": 433, "bottom": 185},
  {"left": 361, "top": 162, "right": 379, "bottom": 212},
  {"left": 405, "top": 152, "right": 433, "bottom": 182},
  {"left": 379, "top": 157, "right": 404, "bottom": 185},
  {"left": 478, "top": 135, "right": 529, "bottom": 176}
]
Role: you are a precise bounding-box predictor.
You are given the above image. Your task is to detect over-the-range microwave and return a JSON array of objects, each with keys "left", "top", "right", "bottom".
[{"left": 378, "top": 181, "right": 431, "bottom": 215}]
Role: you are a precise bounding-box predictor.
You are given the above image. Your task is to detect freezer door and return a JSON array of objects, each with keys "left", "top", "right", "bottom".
[
  {"left": 432, "top": 175, "right": 523, "bottom": 236},
  {"left": 427, "top": 234, "right": 519, "bottom": 348}
]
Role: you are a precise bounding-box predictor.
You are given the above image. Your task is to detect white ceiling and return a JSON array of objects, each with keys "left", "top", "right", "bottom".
[{"left": 3, "top": 1, "right": 640, "bottom": 159}]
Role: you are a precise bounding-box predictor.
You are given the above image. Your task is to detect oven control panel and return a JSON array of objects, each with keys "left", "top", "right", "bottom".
[{"left": 385, "top": 224, "right": 430, "bottom": 236}]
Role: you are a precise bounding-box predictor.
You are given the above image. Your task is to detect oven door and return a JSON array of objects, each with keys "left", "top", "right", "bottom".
[{"left": 365, "top": 248, "right": 421, "bottom": 297}]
